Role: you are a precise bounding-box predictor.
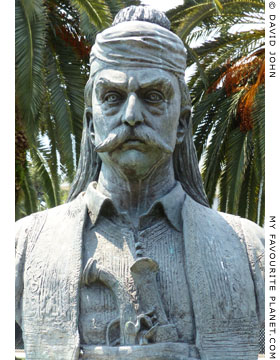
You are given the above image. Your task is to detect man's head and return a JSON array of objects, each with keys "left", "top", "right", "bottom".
[
  {"left": 68, "top": 6, "right": 209, "bottom": 207},
  {"left": 86, "top": 67, "right": 182, "bottom": 180}
]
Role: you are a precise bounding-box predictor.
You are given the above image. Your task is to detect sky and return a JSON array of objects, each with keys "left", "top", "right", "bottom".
[{"left": 141, "top": 0, "right": 183, "bottom": 12}]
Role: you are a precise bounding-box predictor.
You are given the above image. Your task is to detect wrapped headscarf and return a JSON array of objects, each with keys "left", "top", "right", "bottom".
[{"left": 89, "top": 20, "right": 187, "bottom": 78}]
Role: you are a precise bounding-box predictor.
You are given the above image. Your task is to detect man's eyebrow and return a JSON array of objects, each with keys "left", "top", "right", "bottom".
[
  {"left": 139, "top": 78, "right": 174, "bottom": 96},
  {"left": 139, "top": 78, "right": 171, "bottom": 88},
  {"left": 95, "top": 77, "right": 127, "bottom": 89},
  {"left": 95, "top": 76, "right": 175, "bottom": 97}
]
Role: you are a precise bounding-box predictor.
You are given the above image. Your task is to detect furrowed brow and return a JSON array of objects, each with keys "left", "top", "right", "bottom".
[
  {"left": 95, "top": 78, "right": 127, "bottom": 92},
  {"left": 139, "top": 78, "right": 174, "bottom": 97}
]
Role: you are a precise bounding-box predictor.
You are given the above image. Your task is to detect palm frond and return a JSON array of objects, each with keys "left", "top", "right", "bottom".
[
  {"left": 70, "top": 0, "right": 112, "bottom": 29},
  {"left": 251, "top": 85, "right": 265, "bottom": 178},
  {"left": 201, "top": 107, "right": 230, "bottom": 204},
  {"left": 223, "top": 128, "right": 247, "bottom": 214},
  {"left": 20, "top": 167, "right": 39, "bottom": 218},
  {"left": 246, "top": 157, "right": 260, "bottom": 223},
  {"left": 45, "top": 49, "right": 75, "bottom": 180},
  {"left": 39, "top": 123, "right": 61, "bottom": 205},
  {"left": 29, "top": 147, "right": 59, "bottom": 208},
  {"left": 259, "top": 180, "right": 265, "bottom": 226},
  {"left": 15, "top": 0, "right": 47, "bottom": 142}
]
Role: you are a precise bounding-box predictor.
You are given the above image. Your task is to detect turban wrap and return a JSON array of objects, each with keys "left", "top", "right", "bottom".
[{"left": 90, "top": 21, "right": 187, "bottom": 78}]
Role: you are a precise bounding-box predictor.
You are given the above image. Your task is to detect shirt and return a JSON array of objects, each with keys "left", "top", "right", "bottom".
[{"left": 79, "top": 181, "right": 196, "bottom": 346}]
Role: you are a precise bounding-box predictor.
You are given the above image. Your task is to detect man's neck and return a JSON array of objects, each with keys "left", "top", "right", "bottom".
[{"left": 96, "top": 159, "right": 176, "bottom": 223}]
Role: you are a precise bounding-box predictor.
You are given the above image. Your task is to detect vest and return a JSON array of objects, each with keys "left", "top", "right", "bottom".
[{"left": 15, "top": 192, "right": 264, "bottom": 360}]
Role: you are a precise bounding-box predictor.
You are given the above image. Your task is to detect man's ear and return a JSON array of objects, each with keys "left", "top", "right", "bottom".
[
  {"left": 176, "top": 106, "right": 191, "bottom": 145},
  {"left": 85, "top": 107, "right": 95, "bottom": 146}
]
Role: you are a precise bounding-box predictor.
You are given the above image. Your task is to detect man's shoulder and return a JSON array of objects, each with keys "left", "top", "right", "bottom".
[
  {"left": 15, "top": 192, "right": 86, "bottom": 242},
  {"left": 218, "top": 211, "right": 264, "bottom": 247},
  {"left": 16, "top": 201, "right": 68, "bottom": 231},
  {"left": 182, "top": 194, "right": 264, "bottom": 245}
]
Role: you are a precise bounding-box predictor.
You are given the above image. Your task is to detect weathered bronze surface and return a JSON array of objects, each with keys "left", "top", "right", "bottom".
[{"left": 15, "top": 6, "right": 264, "bottom": 360}]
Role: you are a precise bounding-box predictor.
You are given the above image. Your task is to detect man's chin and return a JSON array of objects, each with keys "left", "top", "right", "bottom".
[{"left": 109, "top": 149, "right": 163, "bottom": 179}]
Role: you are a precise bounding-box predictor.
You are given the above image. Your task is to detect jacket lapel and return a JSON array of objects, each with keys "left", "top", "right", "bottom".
[
  {"left": 182, "top": 194, "right": 259, "bottom": 360},
  {"left": 23, "top": 194, "right": 87, "bottom": 359}
]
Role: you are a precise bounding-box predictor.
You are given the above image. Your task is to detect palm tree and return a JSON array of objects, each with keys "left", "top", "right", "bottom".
[
  {"left": 15, "top": 0, "right": 140, "bottom": 220},
  {"left": 167, "top": 0, "right": 265, "bottom": 225}
]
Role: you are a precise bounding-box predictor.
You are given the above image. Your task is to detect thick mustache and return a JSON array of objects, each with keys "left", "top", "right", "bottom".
[{"left": 94, "top": 126, "right": 173, "bottom": 154}]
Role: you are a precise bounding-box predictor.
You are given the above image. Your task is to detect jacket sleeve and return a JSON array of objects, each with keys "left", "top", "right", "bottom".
[{"left": 240, "top": 218, "right": 265, "bottom": 326}]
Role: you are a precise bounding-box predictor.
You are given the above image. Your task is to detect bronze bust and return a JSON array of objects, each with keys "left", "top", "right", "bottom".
[{"left": 16, "top": 6, "right": 264, "bottom": 360}]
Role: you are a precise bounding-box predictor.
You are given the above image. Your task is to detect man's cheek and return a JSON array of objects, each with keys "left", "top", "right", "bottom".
[
  {"left": 93, "top": 121, "right": 107, "bottom": 143},
  {"left": 101, "top": 106, "right": 121, "bottom": 117}
]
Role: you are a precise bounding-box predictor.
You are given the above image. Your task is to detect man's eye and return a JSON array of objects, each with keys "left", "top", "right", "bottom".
[
  {"left": 104, "top": 92, "right": 122, "bottom": 104},
  {"left": 145, "top": 91, "right": 164, "bottom": 103}
]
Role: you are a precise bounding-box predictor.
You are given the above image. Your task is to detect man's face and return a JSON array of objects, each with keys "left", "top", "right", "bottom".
[{"left": 90, "top": 67, "right": 181, "bottom": 179}]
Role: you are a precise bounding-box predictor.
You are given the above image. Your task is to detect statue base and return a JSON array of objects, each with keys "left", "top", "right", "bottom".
[{"left": 80, "top": 342, "right": 200, "bottom": 359}]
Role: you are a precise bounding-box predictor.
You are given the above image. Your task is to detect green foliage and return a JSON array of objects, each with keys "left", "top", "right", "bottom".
[
  {"left": 167, "top": 0, "right": 265, "bottom": 225},
  {"left": 15, "top": 0, "right": 47, "bottom": 141},
  {"left": 15, "top": 0, "right": 140, "bottom": 218}
]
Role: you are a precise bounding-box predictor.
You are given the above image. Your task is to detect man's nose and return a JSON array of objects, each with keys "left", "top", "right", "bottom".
[{"left": 121, "top": 93, "right": 144, "bottom": 126}]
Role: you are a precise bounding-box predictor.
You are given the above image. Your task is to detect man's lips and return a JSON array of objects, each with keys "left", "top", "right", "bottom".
[
  {"left": 123, "top": 137, "right": 145, "bottom": 144},
  {"left": 121, "top": 138, "right": 146, "bottom": 149}
]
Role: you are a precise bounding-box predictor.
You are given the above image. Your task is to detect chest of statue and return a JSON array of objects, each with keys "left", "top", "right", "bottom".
[
  {"left": 18, "top": 194, "right": 262, "bottom": 360},
  {"left": 79, "top": 215, "right": 195, "bottom": 348}
]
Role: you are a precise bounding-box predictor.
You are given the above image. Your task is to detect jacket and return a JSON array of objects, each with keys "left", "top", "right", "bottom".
[{"left": 15, "top": 190, "right": 264, "bottom": 360}]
